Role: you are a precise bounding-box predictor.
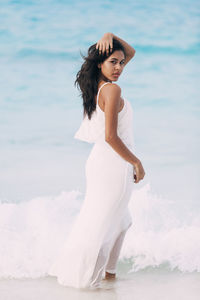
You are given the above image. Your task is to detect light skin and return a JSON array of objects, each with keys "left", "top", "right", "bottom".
[{"left": 95, "top": 33, "right": 145, "bottom": 188}]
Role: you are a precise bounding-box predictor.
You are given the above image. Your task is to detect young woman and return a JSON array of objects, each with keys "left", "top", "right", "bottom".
[{"left": 48, "top": 32, "right": 145, "bottom": 289}]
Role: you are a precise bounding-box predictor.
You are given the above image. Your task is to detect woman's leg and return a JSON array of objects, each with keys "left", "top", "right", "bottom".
[
  {"left": 105, "top": 227, "right": 128, "bottom": 277},
  {"left": 90, "top": 242, "right": 110, "bottom": 287},
  {"left": 90, "top": 226, "right": 130, "bottom": 286}
]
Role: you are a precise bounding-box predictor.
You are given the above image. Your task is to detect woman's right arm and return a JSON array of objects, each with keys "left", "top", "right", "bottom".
[{"left": 103, "top": 84, "right": 145, "bottom": 183}]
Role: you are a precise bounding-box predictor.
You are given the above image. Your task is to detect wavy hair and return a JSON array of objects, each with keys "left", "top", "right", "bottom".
[{"left": 74, "top": 38, "right": 126, "bottom": 120}]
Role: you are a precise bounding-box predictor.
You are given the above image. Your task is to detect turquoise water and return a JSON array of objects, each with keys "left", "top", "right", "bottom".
[{"left": 0, "top": 0, "right": 200, "bottom": 278}]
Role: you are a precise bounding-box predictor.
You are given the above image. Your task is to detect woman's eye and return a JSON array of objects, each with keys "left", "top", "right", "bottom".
[{"left": 110, "top": 61, "right": 125, "bottom": 65}]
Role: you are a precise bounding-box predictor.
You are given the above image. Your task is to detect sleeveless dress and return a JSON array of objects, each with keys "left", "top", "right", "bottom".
[{"left": 48, "top": 82, "right": 135, "bottom": 289}]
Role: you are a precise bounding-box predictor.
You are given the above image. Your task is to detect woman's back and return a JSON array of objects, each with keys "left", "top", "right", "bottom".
[
  {"left": 74, "top": 82, "right": 135, "bottom": 150},
  {"left": 95, "top": 82, "right": 125, "bottom": 114}
]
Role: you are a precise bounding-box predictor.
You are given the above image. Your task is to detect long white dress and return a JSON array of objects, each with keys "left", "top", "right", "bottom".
[{"left": 48, "top": 82, "right": 135, "bottom": 289}]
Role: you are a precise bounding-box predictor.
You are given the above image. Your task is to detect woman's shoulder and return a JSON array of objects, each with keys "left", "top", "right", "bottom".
[{"left": 100, "top": 82, "right": 121, "bottom": 96}]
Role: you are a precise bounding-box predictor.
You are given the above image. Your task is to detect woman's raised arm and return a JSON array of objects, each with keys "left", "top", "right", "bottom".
[{"left": 96, "top": 32, "right": 136, "bottom": 65}]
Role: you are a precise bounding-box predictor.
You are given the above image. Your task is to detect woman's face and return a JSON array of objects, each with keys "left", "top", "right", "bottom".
[{"left": 98, "top": 50, "right": 126, "bottom": 82}]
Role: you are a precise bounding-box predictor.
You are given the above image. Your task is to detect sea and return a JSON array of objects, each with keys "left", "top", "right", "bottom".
[{"left": 0, "top": 0, "right": 200, "bottom": 299}]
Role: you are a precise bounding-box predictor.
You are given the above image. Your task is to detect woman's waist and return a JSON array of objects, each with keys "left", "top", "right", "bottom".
[{"left": 95, "top": 137, "right": 134, "bottom": 149}]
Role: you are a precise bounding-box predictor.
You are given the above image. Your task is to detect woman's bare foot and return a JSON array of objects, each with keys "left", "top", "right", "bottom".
[{"left": 104, "top": 271, "right": 116, "bottom": 280}]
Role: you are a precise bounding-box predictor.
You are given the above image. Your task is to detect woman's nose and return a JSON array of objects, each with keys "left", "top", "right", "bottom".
[{"left": 115, "top": 64, "right": 121, "bottom": 70}]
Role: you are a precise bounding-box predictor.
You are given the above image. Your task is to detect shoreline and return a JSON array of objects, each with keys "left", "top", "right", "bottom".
[{"left": 1, "top": 269, "right": 200, "bottom": 300}]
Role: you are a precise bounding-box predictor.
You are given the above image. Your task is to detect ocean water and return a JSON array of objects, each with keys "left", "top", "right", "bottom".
[{"left": 0, "top": 0, "right": 200, "bottom": 293}]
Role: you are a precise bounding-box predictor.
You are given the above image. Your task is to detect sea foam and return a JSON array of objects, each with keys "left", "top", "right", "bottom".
[{"left": 0, "top": 183, "right": 199, "bottom": 279}]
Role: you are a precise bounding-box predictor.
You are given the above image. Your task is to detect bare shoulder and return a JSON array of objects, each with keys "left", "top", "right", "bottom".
[
  {"left": 99, "top": 83, "right": 122, "bottom": 114},
  {"left": 101, "top": 82, "right": 121, "bottom": 100}
]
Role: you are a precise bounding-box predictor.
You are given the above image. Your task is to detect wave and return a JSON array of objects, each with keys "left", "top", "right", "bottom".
[{"left": 0, "top": 183, "right": 199, "bottom": 279}]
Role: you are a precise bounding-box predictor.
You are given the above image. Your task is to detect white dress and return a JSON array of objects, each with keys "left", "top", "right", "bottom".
[{"left": 48, "top": 82, "right": 135, "bottom": 289}]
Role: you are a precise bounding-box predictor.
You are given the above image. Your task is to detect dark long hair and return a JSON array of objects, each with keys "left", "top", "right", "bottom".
[{"left": 74, "top": 38, "right": 126, "bottom": 120}]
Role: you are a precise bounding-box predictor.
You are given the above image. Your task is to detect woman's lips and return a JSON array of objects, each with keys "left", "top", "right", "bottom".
[{"left": 113, "top": 73, "right": 120, "bottom": 77}]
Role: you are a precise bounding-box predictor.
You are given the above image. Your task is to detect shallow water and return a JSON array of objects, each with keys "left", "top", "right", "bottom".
[{"left": 1, "top": 269, "right": 200, "bottom": 300}]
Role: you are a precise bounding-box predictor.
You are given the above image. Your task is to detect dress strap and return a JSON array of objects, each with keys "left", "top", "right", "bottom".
[{"left": 96, "top": 82, "right": 112, "bottom": 105}]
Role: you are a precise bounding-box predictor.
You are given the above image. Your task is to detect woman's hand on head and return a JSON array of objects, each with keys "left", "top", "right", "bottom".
[{"left": 96, "top": 33, "right": 114, "bottom": 56}]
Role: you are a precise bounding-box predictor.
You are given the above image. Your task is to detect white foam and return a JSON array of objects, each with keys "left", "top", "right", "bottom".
[
  {"left": 121, "top": 184, "right": 200, "bottom": 273},
  {"left": 0, "top": 184, "right": 199, "bottom": 279}
]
